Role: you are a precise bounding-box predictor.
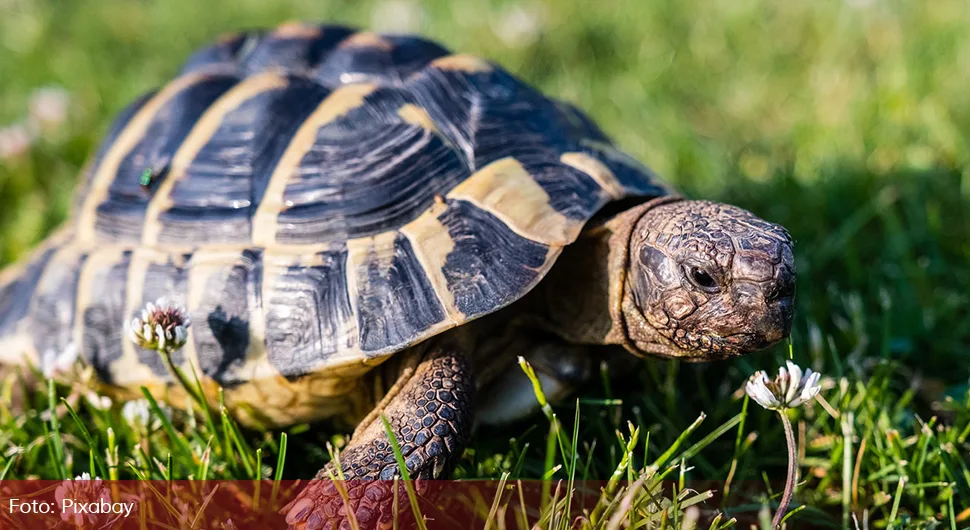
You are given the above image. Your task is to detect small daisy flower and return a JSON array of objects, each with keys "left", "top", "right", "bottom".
[
  {"left": 55, "top": 473, "right": 111, "bottom": 527},
  {"left": 125, "top": 297, "right": 191, "bottom": 355},
  {"left": 745, "top": 360, "right": 822, "bottom": 411}
]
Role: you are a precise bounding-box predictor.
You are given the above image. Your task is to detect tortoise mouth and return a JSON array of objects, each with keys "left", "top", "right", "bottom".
[
  {"left": 651, "top": 296, "right": 794, "bottom": 361},
  {"left": 620, "top": 275, "right": 795, "bottom": 362},
  {"left": 629, "top": 328, "right": 790, "bottom": 362}
]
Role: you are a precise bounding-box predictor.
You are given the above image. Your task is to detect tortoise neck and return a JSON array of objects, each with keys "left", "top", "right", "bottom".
[{"left": 532, "top": 197, "right": 681, "bottom": 347}]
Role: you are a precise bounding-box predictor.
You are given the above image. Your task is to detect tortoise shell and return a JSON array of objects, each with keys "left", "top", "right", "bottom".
[{"left": 0, "top": 23, "right": 671, "bottom": 415}]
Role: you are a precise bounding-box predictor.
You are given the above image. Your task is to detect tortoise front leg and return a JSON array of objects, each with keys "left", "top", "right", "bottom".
[{"left": 283, "top": 341, "right": 475, "bottom": 530}]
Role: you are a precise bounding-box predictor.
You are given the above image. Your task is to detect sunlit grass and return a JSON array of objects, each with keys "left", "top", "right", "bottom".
[{"left": 1, "top": 0, "right": 969, "bottom": 527}]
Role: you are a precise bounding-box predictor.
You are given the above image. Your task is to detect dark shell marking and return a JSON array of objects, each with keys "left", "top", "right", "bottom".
[{"left": 0, "top": 23, "right": 669, "bottom": 393}]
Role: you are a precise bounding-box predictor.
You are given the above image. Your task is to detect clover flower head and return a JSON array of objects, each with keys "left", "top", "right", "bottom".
[
  {"left": 84, "top": 391, "right": 112, "bottom": 411},
  {"left": 0, "top": 123, "right": 34, "bottom": 161},
  {"left": 493, "top": 3, "right": 546, "bottom": 48},
  {"left": 121, "top": 399, "right": 151, "bottom": 427},
  {"left": 28, "top": 86, "right": 70, "bottom": 129},
  {"left": 41, "top": 342, "right": 79, "bottom": 379},
  {"left": 55, "top": 472, "right": 110, "bottom": 526},
  {"left": 745, "top": 360, "right": 822, "bottom": 411},
  {"left": 125, "top": 297, "right": 191, "bottom": 354}
]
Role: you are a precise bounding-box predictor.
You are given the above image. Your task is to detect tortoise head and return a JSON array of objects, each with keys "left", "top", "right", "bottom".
[{"left": 620, "top": 199, "right": 795, "bottom": 361}]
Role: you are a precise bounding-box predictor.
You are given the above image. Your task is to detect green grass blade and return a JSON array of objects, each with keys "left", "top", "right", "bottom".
[
  {"left": 46, "top": 379, "right": 67, "bottom": 479},
  {"left": 274, "top": 432, "right": 288, "bottom": 481},
  {"left": 106, "top": 427, "right": 118, "bottom": 481},
  {"left": 651, "top": 412, "right": 706, "bottom": 471},
  {"left": 779, "top": 504, "right": 806, "bottom": 525},
  {"left": 0, "top": 454, "right": 14, "bottom": 480},
  {"left": 887, "top": 476, "right": 907, "bottom": 529},
  {"left": 271, "top": 432, "right": 287, "bottom": 505},
  {"left": 60, "top": 397, "right": 108, "bottom": 478},
  {"left": 220, "top": 406, "right": 254, "bottom": 478},
  {"left": 188, "top": 362, "right": 218, "bottom": 438},
  {"left": 380, "top": 414, "right": 427, "bottom": 530},
  {"left": 674, "top": 413, "right": 742, "bottom": 463},
  {"left": 197, "top": 436, "right": 213, "bottom": 481},
  {"left": 483, "top": 472, "right": 510, "bottom": 530},
  {"left": 140, "top": 386, "right": 194, "bottom": 468}
]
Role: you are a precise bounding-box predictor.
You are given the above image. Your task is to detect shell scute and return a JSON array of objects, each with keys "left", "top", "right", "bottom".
[
  {"left": 153, "top": 75, "right": 331, "bottom": 244},
  {"left": 264, "top": 247, "right": 356, "bottom": 377}
]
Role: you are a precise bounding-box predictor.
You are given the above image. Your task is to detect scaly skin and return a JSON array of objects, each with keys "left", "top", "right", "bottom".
[
  {"left": 283, "top": 343, "right": 475, "bottom": 530},
  {"left": 624, "top": 199, "right": 795, "bottom": 358}
]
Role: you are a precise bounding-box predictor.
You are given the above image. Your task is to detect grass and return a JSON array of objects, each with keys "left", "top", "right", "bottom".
[{"left": 1, "top": 0, "right": 969, "bottom": 527}]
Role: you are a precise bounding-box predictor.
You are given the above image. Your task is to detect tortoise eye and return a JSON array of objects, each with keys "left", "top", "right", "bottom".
[{"left": 686, "top": 266, "right": 719, "bottom": 292}]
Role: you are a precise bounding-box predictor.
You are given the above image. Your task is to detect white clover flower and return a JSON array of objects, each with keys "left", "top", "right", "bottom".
[
  {"left": 745, "top": 360, "right": 822, "bottom": 411},
  {"left": 125, "top": 297, "right": 191, "bottom": 355},
  {"left": 55, "top": 472, "right": 111, "bottom": 526},
  {"left": 0, "top": 122, "right": 35, "bottom": 160},
  {"left": 84, "top": 391, "right": 112, "bottom": 411},
  {"left": 492, "top": 3, "right": 546, "bottom": 48},
  {"left": 746, "top": 361, "right": 824, "bottom": 526},
  {"left": 122, "top": 399, "right": 151, "bottom": 427},
  {"left": 122, "top": 398, "right": 171, "bottom": 434},
  {"left": 41, "top": 342, "right": 79, "bottom": 379},
  {"left": 371, "top": 0, "right": 424, "bottom": 33},
  {"left": 28, "top": 86, "right": 70, "bottom": 128}
]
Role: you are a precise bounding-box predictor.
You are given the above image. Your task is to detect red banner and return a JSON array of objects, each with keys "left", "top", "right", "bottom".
[{"left": 0, "top": 478, "right": 821, "bottom": 529}]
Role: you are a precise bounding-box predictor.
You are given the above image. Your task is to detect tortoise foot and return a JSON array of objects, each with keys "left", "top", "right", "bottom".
[{"left": 282, "top": 343, "right": 474, "bottom": 529}]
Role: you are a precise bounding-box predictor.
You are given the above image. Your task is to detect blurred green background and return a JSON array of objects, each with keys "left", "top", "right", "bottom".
[{"left": 1, "top": 0, "right": 969, "bottom": 521}]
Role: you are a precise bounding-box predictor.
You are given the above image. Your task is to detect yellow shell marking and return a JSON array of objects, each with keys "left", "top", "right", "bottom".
[
  {"left": 0, "top": 333, "right": 37, "bottom": 366},
  {"left": 272, "top": 22, "right": 323, "bottom": 39},
  {"left": 397, "top": 104, "right": 439, "bottom": 133},
  {"left": 398, "top": 200, "right": 463, "bottom": 324},
  {"left": 142, "top": 73, "right": 290, "bottom": 245},
  {"left": 340, "top": 31, "right": 394, "bottom": 51},
  {"left": 76, "top": 71, "right": 220, "bottom": 243},
  {"left": 73, "top": 247, "right": 158, "bottom": 385},
  {"left": 344, "top": 230, "right": 399, "bottom": 305},
  {"left": 251, "top": 83, "right": 379, "bottom": 246},
  {"left": 0, "top": 226, "right": 71, "bottom": 290},
  {"left": 560, "top": 152, "right": 626, "bottom": 200},
  {"left": 430, "top": 54, "right": 493, "bottom": 74},
  {"left": 447, "top": 157, "right": 584, "bottom": 246},
  {"left": 579, "top": 139, "right": 675, "bottom": 195}
]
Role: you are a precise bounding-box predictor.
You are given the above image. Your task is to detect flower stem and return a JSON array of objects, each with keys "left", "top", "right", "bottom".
[
  {"left": 772, "top": 411, "right": 797, "bottom": 528},
  {"left": 158, "top": 350, "right": 203, "bottom": 407}
]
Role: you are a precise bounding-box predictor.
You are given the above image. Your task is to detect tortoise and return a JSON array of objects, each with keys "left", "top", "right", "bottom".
[{"left": 0, "top": 23, "right": 795, "bottom": 527}]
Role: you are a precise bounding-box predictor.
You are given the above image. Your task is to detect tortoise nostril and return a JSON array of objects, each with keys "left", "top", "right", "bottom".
[{"left": 767, "top": 270, "right": 796, "bottom": 302}]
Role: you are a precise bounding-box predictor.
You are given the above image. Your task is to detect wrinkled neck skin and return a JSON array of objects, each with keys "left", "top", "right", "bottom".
[{"left": 530, "top": 196, "right": 681, "bottom": 354}]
